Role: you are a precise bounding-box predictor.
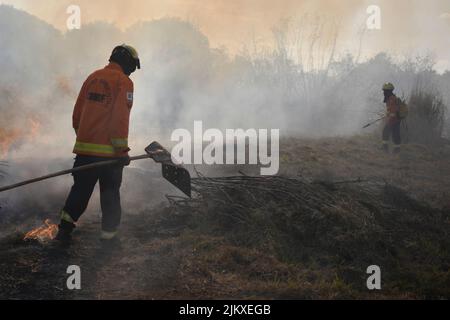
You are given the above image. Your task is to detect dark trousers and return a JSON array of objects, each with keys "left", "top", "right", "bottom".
[
  {"left": 382, "top": 121, "right": 401, "bottom": 145},
  {"left": 63, "top": 155, "right": 124, "bottom": 232}
]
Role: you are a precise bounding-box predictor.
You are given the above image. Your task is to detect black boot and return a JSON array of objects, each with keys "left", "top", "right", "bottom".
[{"left": 55, "top": 220, "right": 75, "bottom": 243}]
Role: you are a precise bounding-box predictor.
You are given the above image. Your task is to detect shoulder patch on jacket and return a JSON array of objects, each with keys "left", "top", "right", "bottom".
[{"left": 127, "top": 92, "right": 133, "bottom": 102}]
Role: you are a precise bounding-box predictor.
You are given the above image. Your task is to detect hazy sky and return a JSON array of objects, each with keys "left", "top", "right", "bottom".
[{"left": 2, "top": 0, "right": 450, "bottom": 71}]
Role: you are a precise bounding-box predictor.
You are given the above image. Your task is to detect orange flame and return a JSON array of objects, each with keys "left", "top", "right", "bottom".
[
  {"left": 0, "top": 117, "right": 41, "bottom": 157},
  {"left": 0, "top": 128, "right": 22, "bottom": 157},
  {"left": 27, "top": 117, "right": 41, "bottom": 139},
  {"left": 24, "top": 219, "right": 58, "bottom": 242}
]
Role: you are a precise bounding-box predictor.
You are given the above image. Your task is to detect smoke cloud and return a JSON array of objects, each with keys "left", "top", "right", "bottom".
[
  {"left": 0, "top": 3, "right": 449, "bottom": 222},
  {"left": 1, "top": 0, "right": 450, "bottom": 68}
]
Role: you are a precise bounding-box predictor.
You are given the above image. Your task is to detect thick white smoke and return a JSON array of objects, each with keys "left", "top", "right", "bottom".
[{"left": 0, "top": 5, "right": 449, "bottom": 226}]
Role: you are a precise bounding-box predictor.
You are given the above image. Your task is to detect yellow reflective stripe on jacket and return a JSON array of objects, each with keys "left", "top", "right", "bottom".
[
  {"left": 111, "top": 138, "right": 128, "bottom": 148},
  {"left": 74, "top": 141, "right": 115, "bottom": 155}
]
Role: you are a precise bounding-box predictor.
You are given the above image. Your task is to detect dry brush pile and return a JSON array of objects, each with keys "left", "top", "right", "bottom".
[{"left": 168, "top": 174, "right": 450, "bottom": 298}]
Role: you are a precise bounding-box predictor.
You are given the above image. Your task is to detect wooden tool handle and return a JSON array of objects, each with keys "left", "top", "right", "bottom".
[{"left": 0, "top": 154, "right": 150, "bottom": 193}]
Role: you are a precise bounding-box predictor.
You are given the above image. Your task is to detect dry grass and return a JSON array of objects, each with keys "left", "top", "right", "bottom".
[
  {"left": 0, "top": 135, "right": 449, "bottom": 299},
  {"left": 405, "top": 86, "right": 447, "bottom": 145}
]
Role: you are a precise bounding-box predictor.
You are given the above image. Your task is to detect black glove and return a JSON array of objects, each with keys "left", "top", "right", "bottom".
[{"left": 118, "top": 155, "right": 131, "bottom": 166}]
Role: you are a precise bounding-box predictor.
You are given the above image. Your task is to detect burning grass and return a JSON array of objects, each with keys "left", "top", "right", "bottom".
[{"left": 23, "top": 219, "right": 58, "bottom": 243}]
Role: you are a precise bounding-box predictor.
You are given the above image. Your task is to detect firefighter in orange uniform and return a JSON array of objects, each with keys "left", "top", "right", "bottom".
[
  {"left": 381, "top": 82, "right": 403, "bottom": 154},
  {"left": 55, "top": 45, "right": 140, "bottom": 242}
]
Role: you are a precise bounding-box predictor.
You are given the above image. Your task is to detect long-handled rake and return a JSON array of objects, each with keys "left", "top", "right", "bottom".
[{"left": 0, "top": 141, "right": 191, "bottom": 197}]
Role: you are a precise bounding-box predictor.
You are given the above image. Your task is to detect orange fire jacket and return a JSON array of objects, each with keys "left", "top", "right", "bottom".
[
  {"left": 386, "top": 94, "right": 400, "bottom": 125},
  {"left": 72, "top": 62, "right": 134, "bottom": 157}
]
